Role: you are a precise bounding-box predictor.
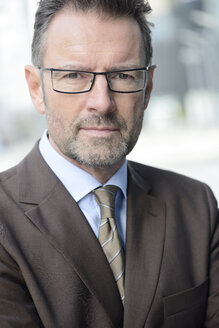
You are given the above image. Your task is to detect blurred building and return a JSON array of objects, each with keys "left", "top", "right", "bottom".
[
  {"left": 148, "top": 0, "right": 219, "bottom": 128},
  {"left": 0, "top": 0, "right": 42, "bottom": 147},
  {"left": 0, "top": 1, "right": 32, "bottom": 111}
]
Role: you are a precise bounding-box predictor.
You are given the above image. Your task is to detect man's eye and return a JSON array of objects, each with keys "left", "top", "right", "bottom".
[
  {"left": 111, "top": 72, "right": 135, "bottom": 80},
  {"left": 117, "top": 73, "right": 130, "bottom": 80},
  {"left": 65, "top": 72, "right": 80, "bottom": 79},
  {"left": 57, "top": 72, "right": 80, "bottom": 80}
]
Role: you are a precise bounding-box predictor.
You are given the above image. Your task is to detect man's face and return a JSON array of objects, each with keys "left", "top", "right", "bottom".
[{"left": 34, "top": 10, "right": 153, "bottom": 168}]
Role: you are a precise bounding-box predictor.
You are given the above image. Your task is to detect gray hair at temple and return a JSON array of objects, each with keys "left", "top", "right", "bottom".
[{"left": 32, "top": 0, "right": 153, "bottom": 67}]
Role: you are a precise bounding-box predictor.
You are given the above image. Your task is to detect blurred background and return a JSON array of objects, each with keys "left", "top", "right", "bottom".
[{"left": 0, "top": 0, "right": 219, "bottom": 199}]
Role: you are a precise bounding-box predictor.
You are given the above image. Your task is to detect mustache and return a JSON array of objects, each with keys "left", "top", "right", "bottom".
[{"left": 75, "top": 114, "right": 127, "bottom": 130}]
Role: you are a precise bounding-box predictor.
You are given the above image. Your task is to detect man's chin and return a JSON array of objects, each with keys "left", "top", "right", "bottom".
[
  {"left": 75, "top": 154, "right": 124, "bottom": 168},
  {"left": 66, "top": 145, "right": 127, "bottom": 168}
]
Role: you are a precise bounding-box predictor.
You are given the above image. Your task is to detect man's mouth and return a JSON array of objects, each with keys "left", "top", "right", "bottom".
[{"left": 79, "top": 126, "right": 118, "bottom": 137}]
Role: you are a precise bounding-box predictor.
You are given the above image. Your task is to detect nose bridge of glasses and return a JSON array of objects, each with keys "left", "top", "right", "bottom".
[{"left": 91, "top": 72, "right": 110, "bottom": 90}]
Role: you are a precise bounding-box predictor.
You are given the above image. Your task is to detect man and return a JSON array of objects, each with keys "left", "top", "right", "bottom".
[{"left": 0, "top": 0, "right": 218, "bottom": 327}]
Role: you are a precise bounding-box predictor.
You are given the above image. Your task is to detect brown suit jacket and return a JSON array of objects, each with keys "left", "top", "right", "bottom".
[{"left": 0, "top": 143, "right": 218, "bottom": 328}]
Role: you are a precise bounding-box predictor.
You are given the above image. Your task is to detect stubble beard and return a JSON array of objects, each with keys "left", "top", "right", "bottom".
[{"left": 47, "top": 110, "right": 144, "bottom": 168}]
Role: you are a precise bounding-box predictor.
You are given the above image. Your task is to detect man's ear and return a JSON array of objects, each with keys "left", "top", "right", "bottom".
[
  {"left": 144, "top": 65, "right": 156, "bottom": 110},
  {"left": 25, "top": 65, "right": 46, "bottom": 114}
]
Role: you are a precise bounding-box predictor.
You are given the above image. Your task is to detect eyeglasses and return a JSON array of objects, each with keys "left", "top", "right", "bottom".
[{"left": 38, "top": 67, "right": 149, "bottom": 94}]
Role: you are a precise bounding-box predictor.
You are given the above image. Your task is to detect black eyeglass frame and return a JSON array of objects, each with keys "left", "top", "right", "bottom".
[{"left": 38, "top": 66, "right": 150, "bottom": 94}]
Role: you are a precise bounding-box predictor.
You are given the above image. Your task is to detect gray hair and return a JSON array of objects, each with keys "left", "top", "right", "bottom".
[{"left": 32, "top": 0, "right": 153, "bottom": 67}]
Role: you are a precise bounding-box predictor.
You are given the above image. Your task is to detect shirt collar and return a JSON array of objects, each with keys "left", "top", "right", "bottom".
[{"left": 39, "top": 130, "right": 127, "bottom": 202}]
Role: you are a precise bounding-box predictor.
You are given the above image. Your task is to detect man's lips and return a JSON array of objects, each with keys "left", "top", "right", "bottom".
[{"left": 79, "top": 126, "right": 118, "bottom": 136}]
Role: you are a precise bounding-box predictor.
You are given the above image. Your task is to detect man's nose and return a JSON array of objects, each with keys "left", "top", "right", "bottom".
[{"left": 86, "top": 74, "right": 116, "bottom": 114}]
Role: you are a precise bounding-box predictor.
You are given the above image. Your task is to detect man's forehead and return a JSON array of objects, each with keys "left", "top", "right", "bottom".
[{"left": 43, "top": 9, "right": 144, "bottom": 65}]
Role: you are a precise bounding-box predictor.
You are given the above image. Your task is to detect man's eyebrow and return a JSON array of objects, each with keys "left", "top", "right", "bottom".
[
  {"left": 56, "top": 64, "right": 92, "bottom": 71},
  {"left": 108, "top": 64, "right": 144, "bottom": 71},
  {"left": 55, "top": 64, "right": 144, "bottom": 71}
]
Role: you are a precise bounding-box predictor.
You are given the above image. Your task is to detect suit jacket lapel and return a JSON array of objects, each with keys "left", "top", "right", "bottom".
[
  {"left": 123, "top": 163, "right": 166, "bottom": 327},
  {"left": 18, "top": 143, "right": 124, "bottom": 328}
]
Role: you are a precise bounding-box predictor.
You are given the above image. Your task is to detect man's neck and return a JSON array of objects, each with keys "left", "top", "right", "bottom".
[{"left": 69, "top": 159, "right": 125, "bottom": 185}]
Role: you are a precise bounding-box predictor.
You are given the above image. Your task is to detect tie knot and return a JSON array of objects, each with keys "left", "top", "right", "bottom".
[{"left": 93, "top": 185, "right": 118, "bottom": 219}]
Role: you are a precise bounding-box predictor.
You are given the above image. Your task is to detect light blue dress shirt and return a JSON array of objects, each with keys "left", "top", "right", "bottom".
[{"left": 39, "top": 131, "right": 127, "bottom": 247}]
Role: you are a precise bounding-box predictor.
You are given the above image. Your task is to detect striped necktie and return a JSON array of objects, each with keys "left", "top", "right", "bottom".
[{"left": 93, "top": 185, "right": 125, "bottom": 303}]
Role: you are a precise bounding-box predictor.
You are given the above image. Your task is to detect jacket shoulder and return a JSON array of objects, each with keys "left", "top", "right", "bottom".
[
  {"left": 127, "top": 160, "right": 217, "bottom": 205},
  {"left": 0, "top": 165, "right": 17, "bottom": 182},
  {"left": 128, "top": 160, "right": 207, "bottom": 187}
]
